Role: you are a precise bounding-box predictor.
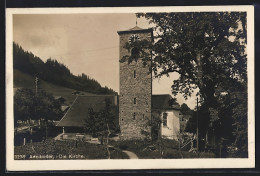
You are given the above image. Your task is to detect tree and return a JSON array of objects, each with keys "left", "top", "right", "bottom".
[
  {"left": 14, "top": 88, "right": 35, "bottom": 127},
  {"left": 216, "top": 81, "right": 248, "bottom": 157},
  {"left": 121, "top": 12, "right": 247, "bottom": 155},
  {"left": 180, "top": 103, "right": 192, "bottom": 116},
  {"left": 84, "top": 98, "right": 119, "bottom": 159},
  {"left": 151, "top": 112, "right": 162, "bottom": 141},
  {"left": 14, "top": 88, "right": 63, "bottom": 134}
]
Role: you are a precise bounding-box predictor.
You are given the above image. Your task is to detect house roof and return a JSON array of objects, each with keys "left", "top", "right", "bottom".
[
  {"left": 152, "top": 94, "right": 180, "bottom": 110},
  {"left": 56, "top": 95, "right": 117, "bottom": 127}
]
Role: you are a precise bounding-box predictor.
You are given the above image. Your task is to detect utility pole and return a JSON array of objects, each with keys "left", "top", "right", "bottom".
[{"left": 196, "top": 97, "right": 199, "bottom": 152}]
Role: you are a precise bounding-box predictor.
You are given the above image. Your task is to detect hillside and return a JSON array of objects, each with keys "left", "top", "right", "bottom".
[
  {"left": 13, "top": 42, "right": 117, "bottom": 95},
  {"left": 14, "top": 69, "right": 95, "bottom": 105}
]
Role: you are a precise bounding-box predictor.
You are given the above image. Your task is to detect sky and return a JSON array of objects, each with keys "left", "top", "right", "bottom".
[{"left": 13, "top": 13, "right": 198, "bottom": 109}]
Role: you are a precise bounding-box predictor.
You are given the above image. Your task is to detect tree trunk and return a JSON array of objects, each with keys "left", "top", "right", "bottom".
[{"left": 178, "top": 139, "right": 183, "bottom": 158}]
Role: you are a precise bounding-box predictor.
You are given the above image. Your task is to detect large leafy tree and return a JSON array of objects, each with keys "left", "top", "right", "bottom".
[
  {"left": 135, "top": 12, "right": 247, "bottom": 99},
  {"left": 122, "top": 12, "right": 247, "bottom": 155},
  {"left": 14, "top": 88, "right": 63, "bottom": 127}
]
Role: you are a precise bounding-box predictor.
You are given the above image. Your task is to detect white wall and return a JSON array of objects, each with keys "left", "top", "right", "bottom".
[{"left": 160, "top": 109, "right": 180, "bottom": 140}]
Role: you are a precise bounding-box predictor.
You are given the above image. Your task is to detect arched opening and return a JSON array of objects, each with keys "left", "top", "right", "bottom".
[{"left": 131, "top": 47, "right": 140, "bottom": 58}]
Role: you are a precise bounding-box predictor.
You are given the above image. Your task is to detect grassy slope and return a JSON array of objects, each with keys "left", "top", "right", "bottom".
[{"left": 13, "top": 69, "right": 96, "bottom": 105}]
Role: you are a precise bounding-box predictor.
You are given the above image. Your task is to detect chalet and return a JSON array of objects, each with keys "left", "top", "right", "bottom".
[{"left": 56, "top": 95, "right": 117, "bottom": 135}]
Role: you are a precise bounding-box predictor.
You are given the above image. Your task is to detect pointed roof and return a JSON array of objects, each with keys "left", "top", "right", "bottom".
[
  {"left": 129, "top": 26, "right": 144, "bottom": 31},
  {"left": 152, "top": 94, "right": 180, "bottom": 110},
  {"left": 117, "top": 26, "right": 153, "bottom": 35}
]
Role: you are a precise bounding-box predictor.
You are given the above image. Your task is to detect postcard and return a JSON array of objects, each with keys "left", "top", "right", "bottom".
[{"left": 6, "top": 6, "right": 255, "bottom": 171}]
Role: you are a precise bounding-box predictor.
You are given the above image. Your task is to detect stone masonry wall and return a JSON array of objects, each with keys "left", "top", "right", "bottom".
[{"left": 119, "top": 30, "right": 152, "bottom": 139}]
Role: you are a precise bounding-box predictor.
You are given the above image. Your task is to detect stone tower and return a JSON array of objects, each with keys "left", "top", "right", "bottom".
[{"left": 117, "top": 26, "right": 153, "bottom": 139}]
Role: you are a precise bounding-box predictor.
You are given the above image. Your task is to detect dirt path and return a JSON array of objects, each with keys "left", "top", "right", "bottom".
[{"left": 122, "top": 150, "right": 139, "bottom": 159}]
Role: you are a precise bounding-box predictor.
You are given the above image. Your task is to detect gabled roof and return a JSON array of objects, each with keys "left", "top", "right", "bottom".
[
  {"left": 152, "top": 94, "right": 180, "bottom": 110},
  {"left": 56, "top": 95, "right": 117, "bottom": 127}
]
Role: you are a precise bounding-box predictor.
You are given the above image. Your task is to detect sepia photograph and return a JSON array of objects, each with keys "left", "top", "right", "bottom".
[{"left": 5, "top": 6, "right": 254, "bottom": 170}]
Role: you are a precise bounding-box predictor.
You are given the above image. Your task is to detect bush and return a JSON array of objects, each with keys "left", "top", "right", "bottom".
[
  {"left": 199, "top": 152, "right": 216, "bottom": 158},
  {"left": 163, "top": 149, "right": 181, "bottom": 159},
  {"left": 118, "top": 144, "right": 128, "bottom": 150},
  {"left": 160, "top": 139, "right": 179, "bottom": 149}
]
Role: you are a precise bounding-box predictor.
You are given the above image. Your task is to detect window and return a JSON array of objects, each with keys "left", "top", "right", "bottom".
[
  {"left": 134, "top": 98, "right": 136, "bottom": 104},
  {"left": 163, "top": 113, "right": 168, "bottom": 127},
  {"left": 133, "top": 112, "right": 136, "bottom": 120},
  {"left": 131, "top": 47, "right": 140, "bottom": 58},
  {"left": 142, "top": 114, "right": 145, "bottom": 120},
  {"left": 134, "top": 70, "right": 136, "bottom": 78}
]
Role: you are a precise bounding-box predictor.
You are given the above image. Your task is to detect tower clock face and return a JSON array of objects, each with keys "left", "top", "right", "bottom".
[{"left": 128, "top": 34, "right": 140, "bottom": 44}]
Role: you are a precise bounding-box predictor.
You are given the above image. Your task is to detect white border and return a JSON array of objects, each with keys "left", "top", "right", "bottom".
[{"left": 6, "top": 6, "right": 255, "bottom": 171}]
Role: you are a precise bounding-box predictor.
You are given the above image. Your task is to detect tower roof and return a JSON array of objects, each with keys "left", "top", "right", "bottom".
[
  {"left": 117, "top": 26, "right": 153, "bottom": 35},
  {"left": 129, "top": 26, "right": 144, "bottom": 31}
]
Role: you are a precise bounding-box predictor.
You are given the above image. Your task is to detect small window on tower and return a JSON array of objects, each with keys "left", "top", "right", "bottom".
[
  {"left": 163, "top": 113, "right": 168, "bottom": 127},
  {"left": 131, "top": 47, "right": 140, "bottom": 58},
  {"left": 133, "top": 112, "right": 136, "bottom": 120},
  {"left": 134, "top": 98, "right": 136, "bottom": 104},
  {"left": 134, "top": 70, "right": 136, "bottom": 78}
]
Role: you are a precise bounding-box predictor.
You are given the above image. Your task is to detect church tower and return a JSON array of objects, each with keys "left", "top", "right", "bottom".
[{"left": 117, "top": 26, "right": 153, "bottom": 139}]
